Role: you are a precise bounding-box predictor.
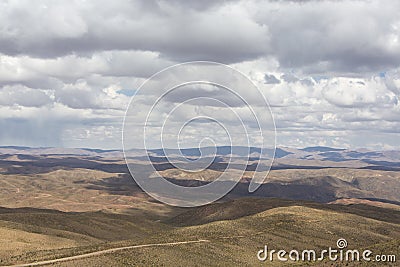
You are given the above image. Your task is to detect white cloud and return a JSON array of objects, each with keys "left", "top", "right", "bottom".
[
  {"left": 0, "top": 85, "right": 52, "bottom": 107},
  {"left": 0, "top": 0, "right": 400, "bottom": 149},
  {"left": 250, "top": 0, "right": 400, "bottom": 74},
  {"left": 54, "top": 81, "right": 129, "bottom": 110}
]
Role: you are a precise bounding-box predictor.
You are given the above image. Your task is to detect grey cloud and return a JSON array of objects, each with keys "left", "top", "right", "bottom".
[
  {"left": 0, "top": 85, "right": 52, "bottom": 107},
  {"left": 253, "top": 0, "right": 400, "bottom": 74},
  {"left": 54, "top": 80, "right": 130, "bottom": 110},
  {"left": 6, "top": 78, "right": 64, "bottom": 91},
  {"left": 2, "top": 0, "right": 399, "bottom": 75},
  {"left": 384, "top": 70, "right": 400, "bottom": 95},
  {"left": 0, "top": 0, "right": 269, "bottom": 64},
  {"left": 280, "top": 73, "right": 299, "bottom": 83},
  {"left": 55, "top": 86, "right": 97, "bottom": 109},
  {"left": 159, "top": 0, "right": 240, "bottom": 11},
  {"left": 340, "top": 109, "right": 381, "bottom": 122},
  {"left": 160, "top": 84, "right": 246, "bottom": 108},
  {"left": 99, "top": 51, "right": 173, "bottom": 78},
  {"left": 0, "top": 0, "right": 400, "bottom": 149},
  {"left": 264, "top": 74, "right": 280, "bottom": 84},
  {"left": 300, "top": 78, "right": 314, "bottom": 86},
  {"left": 0, "top": 118, "right": 63, "bottom": 147},
  {"left": 0, "top": 112, "right": 122, "bottom": 148}
]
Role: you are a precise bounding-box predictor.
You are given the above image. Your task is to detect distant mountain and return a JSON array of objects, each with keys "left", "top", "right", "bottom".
[
  {"left": 148, "top": 146, "right": 293, "bottom": 159},
  {"left": 1, "top": 145, "right": 400, "bottom": 207},
  {"left": 0, "top": 146, "right": 123, "bottom": 157},
  {"left": 275, "top": 148, "right": 293, "bottom": 158},
  {"left": 300, "top": 146, "right": 346, "bottom": 152},
  {"left": 0, "top": 146, "right": 34, "bottom": 150},
  {"left": 1, "top": 146, "right": 399, "bottom": 164}
]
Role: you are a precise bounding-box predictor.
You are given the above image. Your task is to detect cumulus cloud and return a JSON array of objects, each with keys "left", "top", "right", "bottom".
[
  {"left": 251, "top": 0, "right": 400, "bottom": 74},
  {"left": 1, "top": 0, "right": 399, "bottom": 71},
  {"left": 322, "top": 77, "right": 396, "bottom": 108},
  {"left": 54, "top": 81, "right": 129, "bottom": 110},
  {"left": 0, "top": 85, "right": 52, "bottom": 107},
  {"left": 0, "top": 0, "right": 269, "bottom": 63},
  {"left": 384, "top": 69, "right": 400, "bottom": 95},
  {"left": 264, "top": 74, "right": 280, "bottom": 84},
  {"left": 0, "top": 0, "right": 400, "bottom": 149}
]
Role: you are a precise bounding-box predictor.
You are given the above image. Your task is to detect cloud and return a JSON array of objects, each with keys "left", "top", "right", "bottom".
[
  {"left": 0, "top": 0, "right": 400, "bottom": 149},
  {"left": 0, "top": 102, "right": 125, "bottom": 148},
  {"left": 264, "top": 73, "right": 280, "bottom": 84},
  {"left": 321, "top": 77, "right": 395, "bottom": 108},
  {"left": 0, "top": 0, "right": 269, "bottom": 63},
  {"left": 0, "top": 85, "right": 52, "bottom": 107},
  {"left": 54, "top": 81, "right": 129, "bottom": 110},
  {"left": 384, "top": 69, "right": 400, "bottom": 95},
  {"left": 1, "top": 0, "right": 399, "bottom": 72},
  {"left": 252, "top": 0, "right": 400, "bottom": 74},
  {"left": 0, "top": 118, "right": 63, "bottom": 147}
]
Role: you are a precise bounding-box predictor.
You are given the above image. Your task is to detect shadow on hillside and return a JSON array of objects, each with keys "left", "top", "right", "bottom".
[
  {"left": 0, "top": 156, "right": 129, "bottom": 174},
  {"left": 84, "top": 174, "right": 339, "bottom": 203}
]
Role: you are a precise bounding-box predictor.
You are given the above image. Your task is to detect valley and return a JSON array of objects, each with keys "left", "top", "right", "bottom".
[{"left": 0, "top": 146, "right": 398, "bottom": 266}]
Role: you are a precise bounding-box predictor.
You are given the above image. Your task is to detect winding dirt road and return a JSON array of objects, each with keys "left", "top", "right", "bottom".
[{"left": 4, "top": 239, "right": 210, "bottom": 267}]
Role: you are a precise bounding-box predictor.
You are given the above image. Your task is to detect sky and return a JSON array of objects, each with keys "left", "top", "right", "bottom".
[{"left": 0, "top": 0, "right": 399, "bottom": 150}]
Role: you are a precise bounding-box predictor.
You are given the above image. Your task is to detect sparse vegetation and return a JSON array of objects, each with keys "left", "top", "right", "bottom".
[{"left": 0, "top": 149, "right": 398, "bottom": 266}]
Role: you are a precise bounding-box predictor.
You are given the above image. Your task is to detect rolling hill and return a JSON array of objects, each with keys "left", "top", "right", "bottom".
[{"left": 1, "top": 198, "right": 396, "bottom": 266}]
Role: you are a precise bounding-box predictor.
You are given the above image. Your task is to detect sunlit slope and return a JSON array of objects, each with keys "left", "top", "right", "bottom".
[{"left": 36, "top": 198, "right": 400, "bottom": 267}]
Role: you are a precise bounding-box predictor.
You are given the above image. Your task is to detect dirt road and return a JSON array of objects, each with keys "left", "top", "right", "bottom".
[{"left": 4, "top": 239, "right": 210, "bottom": 267}]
